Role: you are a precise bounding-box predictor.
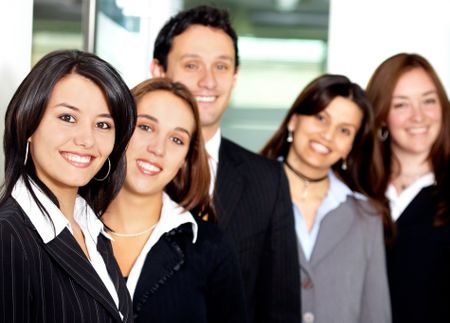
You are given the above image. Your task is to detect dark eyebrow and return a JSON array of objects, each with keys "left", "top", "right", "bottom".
[
  {"left": 55, "top": 103, "right": 113, "bottom": 119},
  {"left": 180, "top": 53, "right": 234, "bottom": 63},
  {"left": 138, "top": 114, "right": 191, "bottom": 138}
]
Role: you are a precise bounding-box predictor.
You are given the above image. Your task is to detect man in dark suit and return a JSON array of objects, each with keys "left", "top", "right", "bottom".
[{"left": 151, "top": 5, "right": 300, "bottom": 323}]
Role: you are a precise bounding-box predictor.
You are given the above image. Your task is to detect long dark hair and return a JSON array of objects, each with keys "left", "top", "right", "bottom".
[
  {"left": 261, "top": 74, "right": 390, "bottom": 229},
  {"left": 2, "top": 49, "right": 136, "bottom": 216},
  {"left": 366, "top": 53, "right": 450, "bottom": 225},
  {"left": 131, "top": 77, "right": 213, "bottom": 217}
]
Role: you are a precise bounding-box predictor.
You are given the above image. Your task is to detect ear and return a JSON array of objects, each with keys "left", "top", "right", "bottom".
[
  {"left": 150, "top": 59, "right": 166, "bottom": 77},
  {"left": 231, "top": 66, "right": 239, "bottom": 88},
  {"left": 287, "top": 114, "right": 298, "bottom": 132}
]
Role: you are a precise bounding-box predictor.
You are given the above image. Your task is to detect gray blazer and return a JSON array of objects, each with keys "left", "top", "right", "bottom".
[{"left": 299, "top": 197, "right": 391, "bottom": 323}]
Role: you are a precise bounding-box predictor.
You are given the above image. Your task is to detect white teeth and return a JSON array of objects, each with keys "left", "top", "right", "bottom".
[
  {"left": 407, "top": 127, "right": 427, "bottom": 134},
  {"left": 196, "top": 96, "right": 215, "bottom": 103},
  {"left": 137, "top": 160, "right": 161, "bottom": 173},
  {"left": 310, "top": 141, "right": 330, "bottom": 154},
  {"left": 63, "top": 153, "right": 91, "bottom": 164}
]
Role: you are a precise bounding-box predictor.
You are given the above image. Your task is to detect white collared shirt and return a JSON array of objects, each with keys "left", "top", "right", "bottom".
[
  {"left": 126, "top": 192, "right": 198, "bottom": 298},
  {"left": 386, "top": 172, "right": 435, "bottom": 221},
  {"left": 205, "top": 128, "right": 221, "bottom": 196},
  {"left": 11, "top": 177, "right": 121, "bottom": 316},
  {"left": 292, "top": 171, "right": 366, "bottom": 261}
]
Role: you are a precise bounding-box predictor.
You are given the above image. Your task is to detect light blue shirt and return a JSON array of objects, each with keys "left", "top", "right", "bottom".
[{"left": 293, "top": 171, "right": 366, "bottom": 261}]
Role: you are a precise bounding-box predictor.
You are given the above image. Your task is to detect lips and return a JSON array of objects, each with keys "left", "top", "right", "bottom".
[
  {"left": 195, "top": 95, "right": 216, "bottom": 103},
  {"left": 310, "top": 141, "right": 331, "bottom": 154},
  {"left": 61, "top": 152, "right": 93, "bottom": 168},
  {"left": 406, "top": 126, "right": 428, "bottom": 135},
  {"left": 136, "top": 159, "right": 162, "bottom": 175}
]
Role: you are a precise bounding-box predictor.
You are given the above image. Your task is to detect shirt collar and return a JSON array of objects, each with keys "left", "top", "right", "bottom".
[
  {"left": 11, "top": 177, "right": 109, "bottom": 243},
  {"left": 149, "top": 192, "right": 198, "bottom": 244},
  {"left": 205, "top": 128, "right": 221, "bottom": 163}
]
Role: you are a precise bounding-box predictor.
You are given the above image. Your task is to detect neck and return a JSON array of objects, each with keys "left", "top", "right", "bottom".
[
  {"left": 47, "top": 185, "right": 78, "bottom": 222},
  {"left": 284, "top": 161, "right": 328, "bottom": 183},
  {"left": 391, "top": 149, "right": 432, "bottom": 178},
  {"left": 103, "top": 189, "right": 162, "bottom": 233},
  {"left": 202, "top": 124, "right": 220, "bottom": 143}
]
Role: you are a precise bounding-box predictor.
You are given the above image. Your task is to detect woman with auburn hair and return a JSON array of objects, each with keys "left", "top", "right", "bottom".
[
  {"left": 366, "top": 53, "right": 450, "bottom": 322},
  {"left": 261, "top": 74, "right": 391, "bottom": 323},
  {"left": 0, "top": 49, "right": 136, "bottom": 322},
  {"left": 102, "top": 78, "right": 248, "bottom": 323}
]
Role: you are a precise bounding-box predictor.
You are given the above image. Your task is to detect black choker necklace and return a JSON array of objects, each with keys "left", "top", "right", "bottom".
[{"left": 284, "top": 161, "right": 328, "bottom": 183}]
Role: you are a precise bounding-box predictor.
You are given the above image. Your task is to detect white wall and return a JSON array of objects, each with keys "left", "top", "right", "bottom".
[
  {"left": 327, "top": 0, "right": 450, "bottom": 92},
  {"left": 0, "top": 0, "right": 33, "bottom": 179}
]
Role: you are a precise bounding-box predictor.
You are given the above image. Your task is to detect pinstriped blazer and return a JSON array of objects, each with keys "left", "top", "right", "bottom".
[
  {"left": 0, "top": 197, "right": 133, "bottom": 323},
  {"left": 213, "top": 138, "right": 301, "bottom": 323}
]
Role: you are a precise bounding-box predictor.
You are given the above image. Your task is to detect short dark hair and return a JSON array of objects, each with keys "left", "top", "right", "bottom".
[
  {"left": 153, "top": 5, "right": 239, "bottom": 71},
  {"left": 131, "top": 77, "right": 213, "bottom": 216},
  {"left": 2, "top": 49, "right": 136, "bottom": 216}
]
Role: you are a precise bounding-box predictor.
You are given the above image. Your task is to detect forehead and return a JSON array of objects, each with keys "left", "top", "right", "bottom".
[
  {"left": 323, "top": 96, "right": 363, "bottom": 125},
  {"left": 394, "top": 68, "right": 437, "bottom": 96},
  {"left": 169, "top": 25, "right": 235, "bottom": 63},
  {"left": 137, "top": 90, "right": 195, "bottom": 129}
]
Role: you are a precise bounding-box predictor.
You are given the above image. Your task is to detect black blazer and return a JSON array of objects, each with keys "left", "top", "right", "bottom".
[
  {"left": 213, "top": 138, "right": 301, "bottom": 323},
  {"left": 387, "top": 185, "right": 450, "bottom": 323},
  {"left": 132, "top": 220, "right": 248, "bottom": 323},
  {"left": 0, "top": 197, "right": 133, "bottom": 323}
]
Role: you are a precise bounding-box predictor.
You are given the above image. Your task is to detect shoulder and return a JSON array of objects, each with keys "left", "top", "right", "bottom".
[
  {"left": 0, "top": 198, "right": 26, "bottom": 228},
  {"left": 195, "top": 219, "right": 236, "bottom": 254},
  {"left": 220, "top": 137, "right": 283, "bottom": 176}
]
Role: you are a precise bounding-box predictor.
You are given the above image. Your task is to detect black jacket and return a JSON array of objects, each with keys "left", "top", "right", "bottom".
[
  {"left": 214, "top": 138, "right": 301, "bottom": 323},
  {"left": 0, "top": 197, "right": 133, "bottom": 323},
  {"left": 133, "top": 220, "right": 248, "bottom": 323}
]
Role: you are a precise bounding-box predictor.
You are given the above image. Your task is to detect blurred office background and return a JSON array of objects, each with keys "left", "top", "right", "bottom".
[{"left": 1, "top": 0, "right": 450, "bottom": 179}]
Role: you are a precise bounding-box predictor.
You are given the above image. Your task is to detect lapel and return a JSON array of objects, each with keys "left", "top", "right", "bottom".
[
  {"left": 43, "top": 228, "right": 123, "bottom": 322},
  {"left": 133, "top": 224, "right": 190, "bottom": 316},
  {"left": 97, "top": 235, "right": 132, "bottom": 322},
  {"left": 298, "top": 241, "right": 315, "bottom": 280},
  {"left": 214, "top": 138, "right": 244, "bottom": 229},
  {"left": 309, "top": 199, "right": 356, "bottom": 267},
  {"left": 396, "top": 185, "right": 435, "bottom": 227}
]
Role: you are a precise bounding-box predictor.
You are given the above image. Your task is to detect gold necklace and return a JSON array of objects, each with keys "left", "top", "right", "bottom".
[{"left": 109, "top": 222, "right": 158, "bottom": 238}]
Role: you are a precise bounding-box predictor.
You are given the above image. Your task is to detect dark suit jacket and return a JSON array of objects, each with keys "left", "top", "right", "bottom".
[
  {"left": 0, "top": 197, "right": 133, "bottom": 323},
  {"left": 387, "top": 185, "right": 450, "bottom": 323},
  {"left": 213, "top": 138, "right": 301, "bottom": 323},
  {"left": 132, "top": 220, "right": 248, "bottom": 323}
]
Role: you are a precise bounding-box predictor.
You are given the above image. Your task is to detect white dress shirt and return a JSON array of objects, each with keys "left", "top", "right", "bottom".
[
  {"left": 386, "top": 172, "right": 435, "bottom": 221},
  {"left": 125, "top": 192, "right": 198, "bottom": 298},
  {"left": 205, "top": 128, "right": 221, "bottom": 196},
  {"left": 11, "top": 177, "right": 121, "bottom": 315}
]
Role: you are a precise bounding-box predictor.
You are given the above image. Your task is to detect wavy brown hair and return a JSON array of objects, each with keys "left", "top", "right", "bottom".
[
  {"left": 366, "top": 53, "right": 450, "bottom": 226},
  {"left": 131, "top": 77, "right": 213, "bottom": 217}
]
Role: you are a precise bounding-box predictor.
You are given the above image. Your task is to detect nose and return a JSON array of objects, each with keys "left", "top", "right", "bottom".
[
  {"left": 320, "top": 125, "right": 334, "bottom": 141},
  {"left": 411, "top": 103, "right": 425, "bottom": 122},
  {"left": 147, "top": 134, "right": 165, "bottom": 157},
  {"left": 74, "top": 124, "right": 95, "bottom": 148},
  {"left": 198, "top": 67, "right": 217, "bottom": 90}
]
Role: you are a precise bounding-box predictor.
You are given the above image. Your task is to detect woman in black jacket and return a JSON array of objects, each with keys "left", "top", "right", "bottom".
[
  {"left": 102, "top": 78, "right": 248, "bottom": 323},
  {"left": 0, "top": 50, "right": 136, "bottom": 322}
]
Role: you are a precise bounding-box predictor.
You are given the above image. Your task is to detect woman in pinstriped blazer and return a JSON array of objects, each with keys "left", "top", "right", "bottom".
[{"left": 0, "top": 50, "right": 136, "bottom": 323}]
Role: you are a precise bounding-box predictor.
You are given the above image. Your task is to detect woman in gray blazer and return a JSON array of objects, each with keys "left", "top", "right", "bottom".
[
  {"left": 0, "top": 50, "right": 136, "bottom": 322},
  {"left": 261, "top": 74, "right": 391, "bottom": 323}
]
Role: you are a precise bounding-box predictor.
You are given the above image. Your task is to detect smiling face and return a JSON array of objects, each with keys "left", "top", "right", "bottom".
[
  {"left": 286, "top": 96, "right": 363, "bottom": 177},
  {"left": 124, "top": 90, "right": 195, "bottom": 197},
  {"left": 154, "top": 25, "right": 238, "bottom": 141},
  {"left": 387, "top": 67, "right": 442, "bottom": 162},
  {"left": 29, "top": 73, "right": 115, "bottom": 196}
]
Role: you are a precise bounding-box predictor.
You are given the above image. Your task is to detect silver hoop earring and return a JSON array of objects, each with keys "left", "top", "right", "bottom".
[
  {"left": 94, "top": 158, "right": 111, "bottom": 181},
  {"left": 24, "top": 141, "right": 30, "bottom": 166},
  {"left": 341, "top": 158, "right": 348, "bottom": 171},
  {"left": 287, "top": 130, "right": 293, "bottom": 143},
  {"left": 378, "top": 127, "right": 389, "bottom": 141}
]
